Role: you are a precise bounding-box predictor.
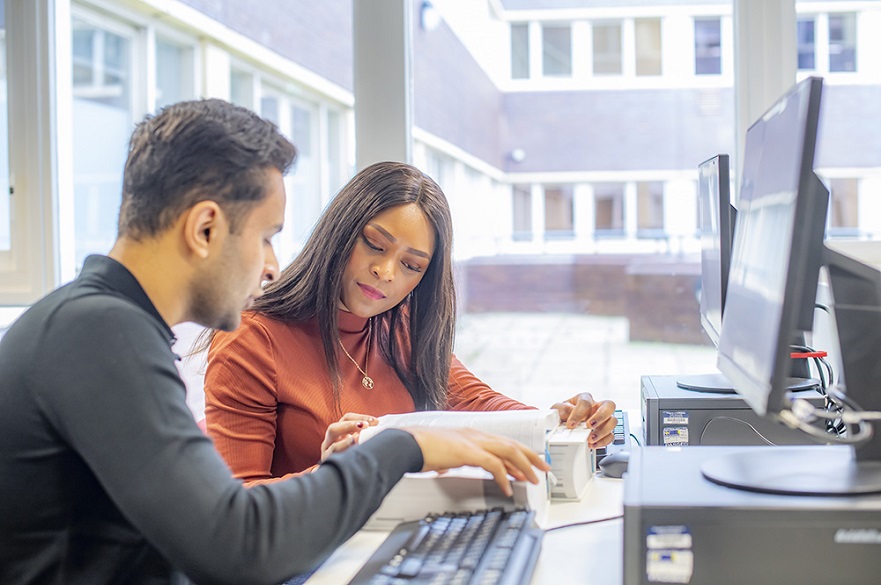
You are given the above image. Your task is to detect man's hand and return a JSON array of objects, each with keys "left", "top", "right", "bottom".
[
  {"left": 402, "top": 427, "right": 551, "bottom": 496},
  {"left": 320, "top": 413, "right": 378, "bottom": 461},
  {"left": 551, "top": 393, "right": 618, "bottom": 449}
]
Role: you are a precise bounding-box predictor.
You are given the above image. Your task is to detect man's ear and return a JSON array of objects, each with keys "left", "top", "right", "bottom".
[{"left": 183, "top": 200, "right": 225, "bottom": 259}]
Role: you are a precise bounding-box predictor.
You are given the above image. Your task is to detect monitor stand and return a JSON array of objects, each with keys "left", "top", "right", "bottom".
[
  {"left": 675, "top": 372, "right": 819, "bottom": 394},
  {"left": 701, "top": 446, "right": 881, "bottom": 496}
]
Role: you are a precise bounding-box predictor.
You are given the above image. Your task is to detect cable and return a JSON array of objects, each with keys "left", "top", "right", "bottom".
[
  {"left": 788, "top": 342, "right": 844, "bottom": 436},
  {"left": 629, "top": 433, "right": 642, "bottom": 447},
  {"left": 544, "top": 515, "right": 623, "bottom": 532},
  {"left": 778, "top": 388, "right": 876, "bottom": 446},
  {"left": 699, "top": 417, "right": 777, "bottom": 446}
]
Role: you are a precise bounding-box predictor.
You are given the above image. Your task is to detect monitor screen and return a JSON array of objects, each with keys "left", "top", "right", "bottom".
[
  {"left": 698, "top": 154, "right": 733, "bottom": 348},
  {"left": 716, "top": 76, "right": 827, "bottom": 418}
]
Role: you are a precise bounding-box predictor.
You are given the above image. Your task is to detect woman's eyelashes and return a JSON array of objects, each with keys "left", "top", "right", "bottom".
[
  {"left": 362, "top": 235, "right": 382, "bottom": 252},
  {"left": 362, "top": 235, "right": 423, "bottom": 274}
]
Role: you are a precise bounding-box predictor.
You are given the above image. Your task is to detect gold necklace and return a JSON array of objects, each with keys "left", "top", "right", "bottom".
[{"left": 339, "top": 320, "right": 374, "bottom": 389}]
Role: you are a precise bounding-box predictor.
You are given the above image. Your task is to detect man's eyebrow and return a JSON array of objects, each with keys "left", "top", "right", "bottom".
[{"left": 368, "top": 223, "right": 432, "bottom": 259}]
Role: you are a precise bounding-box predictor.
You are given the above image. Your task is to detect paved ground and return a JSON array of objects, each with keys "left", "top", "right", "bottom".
[
  {"left": 176, "top": 312, "right": 718, "bottom": 418},
  {"left": 452, "top": 312, "right": 717, "bottom": 413}
]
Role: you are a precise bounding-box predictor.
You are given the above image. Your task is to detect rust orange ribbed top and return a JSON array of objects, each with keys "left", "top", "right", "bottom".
[{"left": 204, "top": 310, "right": 531, "bottom": 485}]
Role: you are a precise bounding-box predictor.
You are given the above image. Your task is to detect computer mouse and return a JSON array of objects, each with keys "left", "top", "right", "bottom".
[{"left": 598, "top": 450, "right": 630, "bottom": 479}]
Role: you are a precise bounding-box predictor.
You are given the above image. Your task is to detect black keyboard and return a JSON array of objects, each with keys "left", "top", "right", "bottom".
[
  {"left": 595, "top": 409, "right": 631, "bottom": 469},
  {"left": 348, "top": 508, "right": 543, "bottom": 585}
]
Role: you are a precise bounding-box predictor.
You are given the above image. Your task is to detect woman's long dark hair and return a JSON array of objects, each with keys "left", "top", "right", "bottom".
[{"left": 251, "top": 161, "right": 456, "bottom": 411}]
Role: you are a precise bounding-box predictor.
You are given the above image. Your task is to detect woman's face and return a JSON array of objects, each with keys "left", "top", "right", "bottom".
[{"left": 339, "top": 203, "right": 436, "bottom": 318}]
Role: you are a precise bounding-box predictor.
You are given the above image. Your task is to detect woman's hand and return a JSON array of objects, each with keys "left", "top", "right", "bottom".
[
  {"left": 320, "top": 413, "right": 378, "bottom": 461},
  {"left": 551, "top": 393, "right": 618, "bottom": 449}
]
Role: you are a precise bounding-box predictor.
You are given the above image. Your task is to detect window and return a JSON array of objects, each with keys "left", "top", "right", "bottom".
[
  {"left": 236, "top": 69, "right": 350, "bottom": 262},
  {"left": 594, "top": 183, "right": 625, "bottom": 236},
  {"left": 0, "top": 25, "right": 9, "bottom": 252},
  {"left": 829, "top": 13, "right": 856, "bottom": 73},
  {"left": 828, "top": 178, "right": 859, "bottom": 236},
  {"left": 637, "top": 182, "right": 664, "bottom": 237},
  {"left": 512, "top": 185, "right": 532, "bottom": 241},
  {"left": 635, "top": 18, "right": 662, "bottom": 76},
  {"left": 797, "top": 17, "right": 816, "bottom": 70},
  {"left": 593, "top": 22, "right": 622, "bottom": 75},
  {"left": 259, "top": 89, "right": 322, "bottom": 261},
  {"left": 544, "top": 185, "right": 574, "bottom": 240},
  {"left": 288, "top": 101, "right": 321, "bottom": 247},
  {"left": 542, "top": 25, "right": 571, "bottom": 77},
  {"left": 230, "top": 68, "right": 254, "bottom": 108},
  {"left": 70, "top": 16, "right": 135, "bottom": 273},
  {"left": 326, "top": 109, "right": 346, "bottom": 196},
  {"left": 511, "top": 23, "right": 529, "bottom": 80},
  {"left": 694, "top": 18, "right": 721, "bottom": 75},
  {"left": 155, "top": 37, "right": 194, "bottom": 110}
]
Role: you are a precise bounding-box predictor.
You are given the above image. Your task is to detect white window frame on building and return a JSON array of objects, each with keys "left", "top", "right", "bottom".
[{"left": 796, "top": 10, "right": 865, "bottom": 79}]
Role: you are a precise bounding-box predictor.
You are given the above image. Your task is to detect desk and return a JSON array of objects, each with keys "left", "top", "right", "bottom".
[{"left": 306, "top": 476, "right": 625, "bottom": 584}]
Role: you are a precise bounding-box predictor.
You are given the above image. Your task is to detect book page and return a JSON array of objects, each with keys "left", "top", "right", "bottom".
[{"left": 359, "top": 409, "right": 560, "bottom": 454}]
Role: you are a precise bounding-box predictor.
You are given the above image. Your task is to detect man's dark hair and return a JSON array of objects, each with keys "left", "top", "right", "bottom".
[{"left": 118, "top": 98, "right": 296, "bottom": 239}]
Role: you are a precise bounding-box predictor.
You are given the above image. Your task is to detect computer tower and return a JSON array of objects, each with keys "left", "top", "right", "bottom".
[
  {"left": 623, "top": 446, "right": 881, "bottom": 585},
  {"left": 641, "top": 375, "right": 825, "bottom": 447}
]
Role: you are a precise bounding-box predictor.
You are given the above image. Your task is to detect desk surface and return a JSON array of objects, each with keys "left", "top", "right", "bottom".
[{"left": 306, "top": 476, "right": 625, "bottom": 584}]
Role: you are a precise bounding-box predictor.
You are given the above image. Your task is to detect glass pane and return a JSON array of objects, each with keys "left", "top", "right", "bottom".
[
  {"left": 71, "top": 18, "right": 133, "bottom": 274},
  {"left": 230, "top": 69, "right": 253, "bottom": 109},
  {"left": 829, "top": 178, "right": 859, "bottom": 235},
  {"left": 797, "top": 17, "right": 816, "bottom": 70},
  {"left": 0, "top": 6, "right": 8, "bottom": 252},
  {"left": 544, "top": 185, "right": 574, "bottom": 239},
  {"left": 512, "top": 184, "right": 531, "bottom": 241},
  {"left": 72, "top": 27, "right": 94, "bottom": 87},
  {"left": 829, "top": 13, "right": 857, "bottom": 73},
  {"left": 155, "top": 38, "right": 192, "bottom": 110},
  {"left": 593, "top": 22, "right": 622, "bottom": 75},
  {"left": 637, "top": 181, "right": 664, "bottom": 235},
  {"left": 694, "top": 18, "right": 721, "bottom": 75},
  {"left": 635, "top": 18, "right": 662, "bottom": 76},
  {"left": 260, "top": 95, "right": 279, "bottom": 125},
  {"left": 511, "top": 23, "right": 529, "bottom": 79},
  {"left": 542, "top": 25, "right": 571, "bottom": 77},
  {"left": 326, "top": 109, "right": 346, "bottom": 195},
  {"left": 288, "top": 102, "right": 320, "bottom": 248},
  {"left": 594, "top": 182, "right": 624, "bottom": 234}
]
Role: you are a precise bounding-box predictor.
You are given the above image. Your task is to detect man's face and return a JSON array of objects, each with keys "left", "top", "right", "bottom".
[
  {"left": 339, "top": 203, "right": 435, "bottom": 319},
  {"left": 191, "top": 168, "right": 286, "bottom": 331}
]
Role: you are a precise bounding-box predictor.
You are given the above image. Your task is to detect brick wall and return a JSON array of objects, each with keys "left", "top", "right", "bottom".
[{"left": 462, "top": 254, "right": 709, "bottom": 345}]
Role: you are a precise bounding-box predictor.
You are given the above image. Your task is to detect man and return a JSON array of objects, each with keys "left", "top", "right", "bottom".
[{"left": 0, "top": 99, "right": 548, "bottom": 585}]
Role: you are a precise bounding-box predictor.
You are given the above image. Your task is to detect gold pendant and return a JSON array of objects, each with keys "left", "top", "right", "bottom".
[{"left": 362, "top": 376, "right": 374, "bottom": 390}]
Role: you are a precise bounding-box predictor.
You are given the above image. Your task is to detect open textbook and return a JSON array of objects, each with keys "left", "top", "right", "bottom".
[{"left": 359, "top": 410, "right": 562, "bottom": 530}]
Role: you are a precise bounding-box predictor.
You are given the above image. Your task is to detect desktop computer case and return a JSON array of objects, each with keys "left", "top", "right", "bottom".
[
  {"left": 641, "top": 375, "right": 825, "bottom": 447},
  {"left": 623, "top": 446, "right": 881, "bottom": 585}
]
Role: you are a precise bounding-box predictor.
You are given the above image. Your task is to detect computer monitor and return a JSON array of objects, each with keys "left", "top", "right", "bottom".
[
  {"left": 675, "top": 155, "right": 737, "bottom": 392},
  {"left": 703, "top": 76, "right": 881, "bottom": 495},
  {"left": 697, "top": 154, "right": 734, "bottom": 349},
  {"left": 715, "top": 77, "right": 827, "bottom": 419},
  {"left": 676, "top": 155, "right": 816, "bottom": 393}
]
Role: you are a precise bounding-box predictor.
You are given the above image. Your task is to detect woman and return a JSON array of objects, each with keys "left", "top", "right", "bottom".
[{"left": 203, "top": 161, "right": 617, "bottom": 484}]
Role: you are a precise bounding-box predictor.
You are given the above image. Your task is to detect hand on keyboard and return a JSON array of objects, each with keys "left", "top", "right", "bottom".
[{"left": 402, "top": 427, "right": 551, "bottom": 497}]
